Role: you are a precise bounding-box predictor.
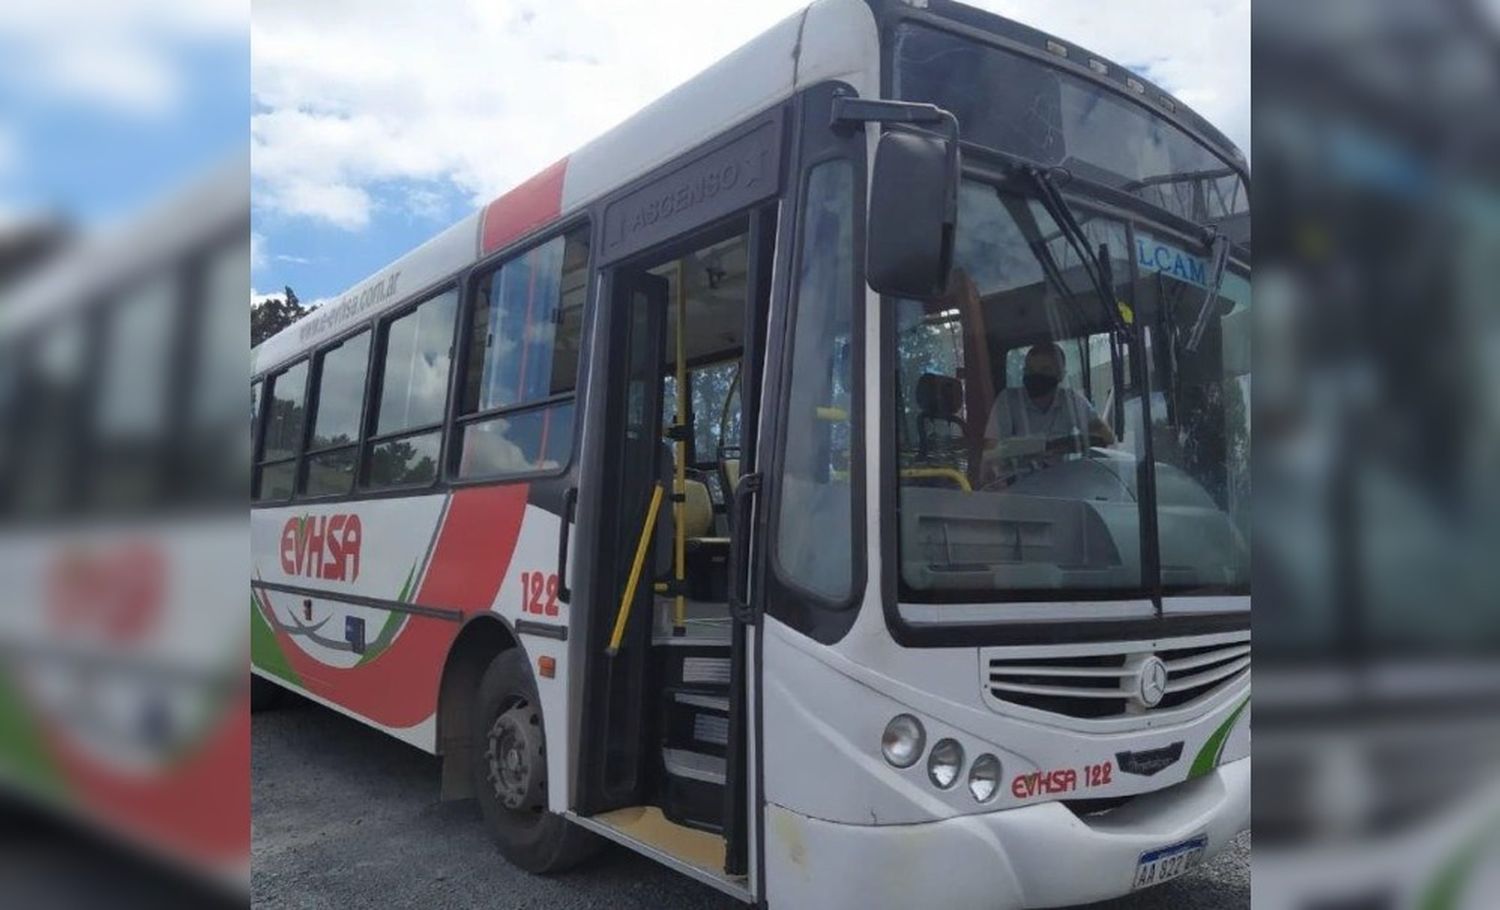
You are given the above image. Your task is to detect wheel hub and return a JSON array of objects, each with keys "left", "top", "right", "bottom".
[{"left": 485, "top": 698, "right": 544, "bottom": 812}]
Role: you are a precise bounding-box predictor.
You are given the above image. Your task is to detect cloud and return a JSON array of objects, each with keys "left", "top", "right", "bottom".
[
  {"left": 0, "top": 0, "right": 245, "bottom": 116},
  {"left": 251, "top": 0, "right": 808, "bottom": 231},
  {"left": 250, "top": 230, "right": 267, "bottom": 269},
  {"left": 251, "top": 286, "right": 282, "bottom": 308},
  {"left": 251, "top": 0, "right": 1250, "bottom": 233}
]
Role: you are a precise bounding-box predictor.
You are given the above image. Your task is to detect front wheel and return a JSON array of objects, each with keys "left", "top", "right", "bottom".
[{"left": 471, "top": 649, "right": 598, "bottom": 873}]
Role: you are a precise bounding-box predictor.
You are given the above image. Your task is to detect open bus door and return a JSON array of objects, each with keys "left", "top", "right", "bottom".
[{"left": 571, "top": 181, "right": 780, "bottom": 898}]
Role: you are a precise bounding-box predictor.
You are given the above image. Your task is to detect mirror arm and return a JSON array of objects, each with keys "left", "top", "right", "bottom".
[
  {"left": 831, "top": 97, "right": 959, "bottom": 186},
  {"left": 831, "top": 94, "right": 961, "bottom": 269}
]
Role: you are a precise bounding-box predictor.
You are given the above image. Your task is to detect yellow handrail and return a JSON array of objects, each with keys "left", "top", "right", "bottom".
[
  {"left": 607, "top": 483, "right": 664, "bottom": 656},
  {"left": 900, "top": 467, "right": 972, "bottom": 492}
]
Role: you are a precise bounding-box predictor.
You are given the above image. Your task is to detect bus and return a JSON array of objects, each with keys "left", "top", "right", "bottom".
[
  {"left": 0, "top": 162, "right": 250, "bottom": 891},
  {"left": 249, "top": 1, "right": 1251, "bottom": 906}
]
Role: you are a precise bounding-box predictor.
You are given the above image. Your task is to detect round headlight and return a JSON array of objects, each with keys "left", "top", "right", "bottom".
[
  {"left": 968, "top": 753, "right": 1001, "bottom": 803},
  {"left": 928, "top": 738, "right": 964, "bottom": 789},
  {"left": 881, "top": 714, "right": 926, "bottom": 768}
]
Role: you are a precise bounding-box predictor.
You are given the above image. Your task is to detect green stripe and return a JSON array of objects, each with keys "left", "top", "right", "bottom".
[
  {"left": 1189, "top": 696, "right": 1250, "bottom": 778},
  {"left": 250, "top": 593, "right": 303, "bottom": 687},
  {"left": 0, "top": 666, "right": 64, "bottom": 797},
  {"left": 356, "top": 562, "right": 418, "bottom": 666}
]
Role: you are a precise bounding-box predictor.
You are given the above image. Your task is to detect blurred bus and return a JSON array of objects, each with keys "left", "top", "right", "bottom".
[{"left": 0, "top": 161, "right": 249, "bottom": 890}]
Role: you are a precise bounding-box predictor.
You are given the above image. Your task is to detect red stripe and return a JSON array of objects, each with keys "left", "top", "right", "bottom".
[
  {"left": 481, "top": 159, "right": 567, "bottom": 255},
  {"left": 415, "top": 484, "right": 530, "bottom": 613},
  {"left": 43, "top": 692, "right": 250, "bottom": 867},
  {"left": 267, "top": 605, "right": 454, "bottom": 729}
]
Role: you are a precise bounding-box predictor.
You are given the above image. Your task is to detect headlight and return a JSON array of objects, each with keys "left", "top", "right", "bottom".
[
  {"left": 928, "top": 738, "right": 964, "bottom": 789},
  {"left": 881, "top": 714, "right": 925, "bottom": 768},
  {"left": 968, "top": 753, "right": 1001, "bottom": 802}
]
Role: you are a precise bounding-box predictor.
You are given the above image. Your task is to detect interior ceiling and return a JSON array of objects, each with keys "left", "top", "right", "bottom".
[{"left": 653, "top": 234, "right": 747, "bottom": 366}]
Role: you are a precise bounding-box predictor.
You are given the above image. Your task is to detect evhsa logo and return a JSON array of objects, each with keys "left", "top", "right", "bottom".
[{"left": 280, "top": 513, "right": 362, "bottom": 582}]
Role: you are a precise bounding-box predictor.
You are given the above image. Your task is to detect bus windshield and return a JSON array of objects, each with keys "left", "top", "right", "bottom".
[
  {"left": 892, "top": 179, "right": 1250, "bottom": 606},
  {"left": 892, "top": 22, "right": 1249, "bottom": 245}
]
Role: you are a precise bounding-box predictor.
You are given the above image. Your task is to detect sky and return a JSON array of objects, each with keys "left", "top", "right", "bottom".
[
  {"left": 0, "top": 0, "right": 247, "bottom": 229},
  {"left": 0, "top": 0, "right": 1249, "bottom": 307}
]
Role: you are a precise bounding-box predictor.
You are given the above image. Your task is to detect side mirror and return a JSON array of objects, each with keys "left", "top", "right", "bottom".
[{"left": 866, "top": 129, "right": 959, "bottom": 300}]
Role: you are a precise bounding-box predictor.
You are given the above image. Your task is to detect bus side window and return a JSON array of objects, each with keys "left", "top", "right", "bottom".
[
  {"left": 454, "top": 226, "right": 590, "bottom": 480},
  {"left": 773, "top": 159, "right": 858, "bottom": 604},
  {"left": 250, "top": 379, "right": 263, "bottom": 479},
  {"left": 255, "top": 360, "right": 309, "bottom": 501},
  {"left": 302, "top": 331, "right": 371, "bottom": 497},
  {"left": 91, "top": 275, "right": 177, "bottom": 509},
  {"left": 365, "top": 288, "right": 458, "bottom": 489}
]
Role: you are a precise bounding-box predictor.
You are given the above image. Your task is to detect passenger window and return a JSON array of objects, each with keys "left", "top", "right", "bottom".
[
  {"left": 250, "top": 380, "right": 263, "bottom": 451},
  {"left": 373, "top": 289, "right": 456, "bottom": 436},
  {"left": 365, "top": 289, "right": 456, "bottom": 490},
  {"left": 774, "top": 160, "right": 857, "bottom": 603},
  {"left": 97, "top": 277, "right": 175, "bottom": 442},
  {"left": 192, "top": 237, "right": 254, "bottom": 503},
  {"left": 303, "top": 331, "right": 370, "bottom": 496},
  {"left": 10, "top": 323, "right": 86, "bottom": 516},
  {"left": 456, "top": 226, "right": 590, "bottom": 479},
  {"left": 260, "top": 361, "right": 308, "bottom": 463},
  {"left": 255, "top": 359, "right": 308, "bottom": 500},
  {"left": 369, "top": 431, "right": 441, "bottom": 488}
]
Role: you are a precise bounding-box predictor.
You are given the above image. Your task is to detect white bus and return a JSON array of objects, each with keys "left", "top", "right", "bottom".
[{"left": 250, "top": 1, "right": 1250, "bottom": 906}]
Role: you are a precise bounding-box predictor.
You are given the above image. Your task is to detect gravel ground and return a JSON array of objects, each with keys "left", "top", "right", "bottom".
[{"left": 253, "top": 697, "right": 1248, "bottom": 909}]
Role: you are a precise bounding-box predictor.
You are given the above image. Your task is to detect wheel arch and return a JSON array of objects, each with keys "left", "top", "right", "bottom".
[{"left": 436, "top": 612, "right": 526, "bottom": 800}]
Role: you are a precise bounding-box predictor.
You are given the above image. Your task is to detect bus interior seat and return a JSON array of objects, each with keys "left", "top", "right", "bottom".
[
  {"left": 719, "top": 455, "right": 740, "bottom": 499},
  {"left": 680, "top": 474, "right": 719, "bottom": 543},
  {"left": 916, "top": 372, "right": 967, "bottom": 460},
  {"left": 654, "top": 445, "right": 730, "bottom": 600}
]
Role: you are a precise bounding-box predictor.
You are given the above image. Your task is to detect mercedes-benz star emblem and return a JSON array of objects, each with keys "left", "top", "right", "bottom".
[{"left": 1136, "top": 656, "right": 1169, "bottom": 708}]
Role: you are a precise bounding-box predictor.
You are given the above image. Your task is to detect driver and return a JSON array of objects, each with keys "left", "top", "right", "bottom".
[{"left": 983, "top": 342, "right": 1115, "bottom": 465}]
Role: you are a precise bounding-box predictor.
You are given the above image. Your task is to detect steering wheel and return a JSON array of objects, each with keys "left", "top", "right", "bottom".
[{"left": 978, "top": 433, "right": 1110, "bottom": 491}]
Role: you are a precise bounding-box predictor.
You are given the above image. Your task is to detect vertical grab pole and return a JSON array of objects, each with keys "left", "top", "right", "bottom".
[
  {"left": 672, "top": 262, "right": 688, "bottom": 635},
  {"left": 607, "top": 483, "right": 665, "bottom": 656}
]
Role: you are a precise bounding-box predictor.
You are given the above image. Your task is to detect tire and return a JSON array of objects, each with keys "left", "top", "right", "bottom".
[
  {"left": 250, "top": 673, "right": 283, "bottom": 713},
  {"left": 471, "top": 649, "right": 599, "bottom": 874}
]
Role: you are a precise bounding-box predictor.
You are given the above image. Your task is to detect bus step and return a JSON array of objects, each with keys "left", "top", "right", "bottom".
[
  {"left": 658, "top": 646, "right": 732, "bottom": 689},
  {"left": 662, "top": 685, "right": 729, "bottom": 756},
  {"left": 661, "top": 747, "right": 726, "bottom": 833}
]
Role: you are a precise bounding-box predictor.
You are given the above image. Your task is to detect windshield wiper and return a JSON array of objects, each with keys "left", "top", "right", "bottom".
[
  {"left": 1021, "top": 166, "right": 1129, "bottom": 339},
  {"left": 1184, "top": 230, "right": 1231, "bottom": 353}
]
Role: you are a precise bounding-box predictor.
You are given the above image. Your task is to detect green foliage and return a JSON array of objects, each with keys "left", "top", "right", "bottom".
[{"left": 252, "top": 286, "right": 308, "bottom": 347}]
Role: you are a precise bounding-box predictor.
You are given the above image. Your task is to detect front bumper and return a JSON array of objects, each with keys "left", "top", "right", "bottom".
[{"left": 764, "top": 756, "right": 1249, "bottom": 910}]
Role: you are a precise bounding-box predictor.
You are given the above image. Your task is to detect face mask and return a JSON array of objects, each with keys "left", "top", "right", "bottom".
[{"left": 1023, "top": 372, "right": 1060, "bottom": 399}]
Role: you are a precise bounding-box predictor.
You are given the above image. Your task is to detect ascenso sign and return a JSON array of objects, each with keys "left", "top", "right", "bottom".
[
  {"left": 1136, "top": 236, "right": 1208, "bottom": 289},
  {"left": 280, "top": 514, "right": 363, "bottom": 582}
]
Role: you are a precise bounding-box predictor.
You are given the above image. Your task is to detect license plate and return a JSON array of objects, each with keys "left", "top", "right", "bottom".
[{"left": 1131, "top": 835, "right": 1208, "bottom": 891}]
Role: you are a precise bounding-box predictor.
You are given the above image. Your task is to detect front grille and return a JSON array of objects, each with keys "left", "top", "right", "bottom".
[{"left": 982, "top": 632, "right": 1250, "bottom": 721}]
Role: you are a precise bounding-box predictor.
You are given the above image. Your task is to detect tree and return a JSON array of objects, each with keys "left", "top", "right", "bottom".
[{"left": 252, "top": 286, "right": 308, "bottom": 346}]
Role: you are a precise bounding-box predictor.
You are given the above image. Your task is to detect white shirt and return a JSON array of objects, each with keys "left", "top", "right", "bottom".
[{"left": 985, "top": 385, "right": 1097, "bottom": 445}]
